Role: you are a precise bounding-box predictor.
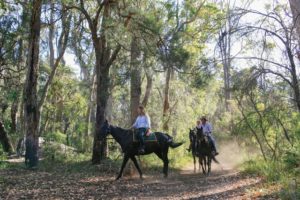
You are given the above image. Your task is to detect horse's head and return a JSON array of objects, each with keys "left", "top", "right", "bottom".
[
  {"left": 100, "top": 120, "right": 111, "bottom": 140},
  {"left": 196, "top": 127, "right": 208, "bottom": 143},
  {"left": 189, "top": 128, "right": 196, "bottom": 142}
]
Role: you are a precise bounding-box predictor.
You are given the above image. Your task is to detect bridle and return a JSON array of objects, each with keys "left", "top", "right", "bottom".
[
  {"left": 101, "top": 122, "right": 111, "bottom": 138},
  {"left": 196, "top": 128, "right": 208, "bottom": 143}
]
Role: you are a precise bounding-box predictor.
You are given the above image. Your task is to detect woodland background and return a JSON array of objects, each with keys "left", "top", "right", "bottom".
[{"left": 0, "top": 0, "right": 300, "bottom": 198}]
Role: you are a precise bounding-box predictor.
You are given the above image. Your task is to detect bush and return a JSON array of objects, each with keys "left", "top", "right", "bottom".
[
  {"left": 242, "top": 159, "right": 284, "bottom": 182},
  {"left": 0, "top": 145, "right": 6, "bottom": 161},
  {"left": 242, "top": 157, "right": 300, "bottom": 199},
  {"left": 44, "top": 131, "right": 67, "bottom": 144},
  {"left": 283, "top": 143, "right": 300, "bottom": 170}
]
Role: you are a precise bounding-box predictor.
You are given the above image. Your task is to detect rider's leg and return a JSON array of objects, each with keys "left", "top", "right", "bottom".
[
  {"left": 138, "top": 128, "right": 146, "bottom": 152},
  {"left": 208, "top": 135, "right": 218, "bottom": 155}
]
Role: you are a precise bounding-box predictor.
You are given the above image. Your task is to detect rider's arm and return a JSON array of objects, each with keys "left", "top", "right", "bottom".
[
  {"left": 131, "top": 116, "right": 139, "bottom": 129},
  {"left": 207, "top": 123, "right": 212, "bottom": 133},
  {"left": 146, "top": 114, "right": 151, "bottom": 129}
]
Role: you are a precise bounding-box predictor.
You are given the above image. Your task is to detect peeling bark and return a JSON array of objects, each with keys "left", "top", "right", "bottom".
[
  {"left": 23, "top": 0, "right": 42, "bottom": 168},
  {"left": 130, "top": 36, "right": 142, "bottom": 124}
]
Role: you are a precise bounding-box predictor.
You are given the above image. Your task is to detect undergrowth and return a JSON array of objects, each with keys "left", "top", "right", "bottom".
[{"left": 242, "top": 147, "right": 300, "bottom": 200}]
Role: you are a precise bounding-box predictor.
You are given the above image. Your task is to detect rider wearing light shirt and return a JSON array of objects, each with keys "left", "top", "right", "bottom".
[
  {"left": 131, "top": 105, "right": 151, "bottom": 154},
  {"left": 198, "top": 116, "right": 219, "bottom": 156}
]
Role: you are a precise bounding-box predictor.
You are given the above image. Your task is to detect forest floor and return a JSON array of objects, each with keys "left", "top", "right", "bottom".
[{"left": 0, "top": 156, "right": 281, "bottom": 200}]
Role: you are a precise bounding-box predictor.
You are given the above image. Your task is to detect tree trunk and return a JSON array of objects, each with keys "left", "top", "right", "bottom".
[
  {"left": 288, "top": 0, "right": 300, "bottom": 111},
  {"left": 287, "top": 47, "right": 300, "bottom": 111},
  {"left": 219, "top": 25, "right": 231, "bottom": 111},
  {"left": 0, "top": 121, "right": 13, "bottom": 153},
  {"left": 10, "top": 100, "right": 18, "bottom": 133},
  {"left": 79, "top": 2, "right": 124, "bottom": 164},
  {"left": 130, "top": 36, "right": 142, "bottom": 123},
  {"left": 49, "top": 0, "right": 55, "bottom": 69},
  {"left": 141, "top": 69, "right": 153, "bottom": 107},
  {"left": 92, "top": 46, "right": 110, "bottom": 163},
  {"left": 10, "top": 2, "right": 28, "bottom": 135},
  {"left": 38, "top": 9, "right": 70, "bottom": 135},
  {"left": 85, "top": 72, "right": 96, "bottom": 136},
  {"left": 289, "top": 0, "right": 300, "bottom": 45},
  {"left": 163, "top": 67, "right": 172, "bottom": 131},
  {"left": 23, "top": 0, "right": 42, "bottom": 168}
]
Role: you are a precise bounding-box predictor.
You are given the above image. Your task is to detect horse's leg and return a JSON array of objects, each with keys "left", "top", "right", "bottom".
[
  {"left": 208, "top": 157, "right": 212, "bottom": 175},
  {"left": 116, "top": 154, "right": 129, "bottom": 180},
  {"left": 203, "top": 156, "right": 207, "bottom": 175},
  {"left": 198, "top": 156, "right": 201, "bottom": 172},
  {"left": 193, "top": 155, "right": 196, "bottom": 173},
  {"left": 162, "top": 150, "right": 169, "bottom": 178},
  {"left": 201, "top": 157, "right": 205, "bottom": 174},
  {"left": 154, "top": 151, "right": 168, "bottom": 177},
  {"left": 155, "top": 149, "right": 169, "bottom": 178},
  {"left": 130, "top": 156, "right": 143, "bottom": 179}
]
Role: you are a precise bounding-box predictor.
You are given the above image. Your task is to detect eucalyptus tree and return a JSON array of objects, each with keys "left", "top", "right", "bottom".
[
  {"left": 0, "top": 2, "right": 29, "bottom": 137},
  {"left": 156, "top": 0, "right": 221, "bottom": 131},
  {"left": 66, "top": 0, "right": 132, "bottom": 163},
  {"left": 289, "top": 0, "right": 300, "bottom": 48},
  {"left": 236, "top": 3, "right": 300, "bottom": 111},
  {"left": 38, "top": 1, "right": 71, "bottom": 135},
  {"left": 23, "top": 0, "right": 43, "bottom": 168},
  {"left": 216, "top": 0, "right": 250, "bottom": 111}
]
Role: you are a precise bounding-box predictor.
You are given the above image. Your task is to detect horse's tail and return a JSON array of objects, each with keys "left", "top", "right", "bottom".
[
  {"left": 163, "top": 133, "right": 184, "bottom": 148},
  {"left": 169, "top": 141, "right": 184, "bottom": 148},
  {"left": 212, "top": 156, "right": 219, "bottom": 164}
]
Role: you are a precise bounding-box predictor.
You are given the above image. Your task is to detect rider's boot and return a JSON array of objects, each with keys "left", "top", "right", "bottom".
[{"left": 212, "top": 147, "right": 219, "bottom": 156}]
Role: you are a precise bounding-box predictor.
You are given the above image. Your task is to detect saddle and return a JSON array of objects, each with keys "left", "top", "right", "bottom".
[{"left": 133, "top": 130, "right": 157, "bottom": 142}]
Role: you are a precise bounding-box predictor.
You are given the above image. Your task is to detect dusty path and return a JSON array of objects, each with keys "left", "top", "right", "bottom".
[
  {"left": 0, "top": 161, "right": 277, "bottom": 200},
  {"left": 1, "top": 141, "right": 280, "bottom": 199}
]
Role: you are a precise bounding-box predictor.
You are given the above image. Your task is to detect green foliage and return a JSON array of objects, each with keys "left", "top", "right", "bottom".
[
  {"left": 44, "top": 131, "right": 67, "bottom": 144},
  {"left": 242, "top": 158, "right": 300, "bottom": 199},
  {"left": 242, "top": 159, "right": 284, "bottom": 182},
  {"left": 0, "top": 145, "right": 9, "bottom": 170},
  {"left": 283, "top": 142, "right": 300, "bottom": 171}
]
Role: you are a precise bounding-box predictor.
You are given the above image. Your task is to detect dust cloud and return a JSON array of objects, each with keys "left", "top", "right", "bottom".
[{"left": 212, "top": 138, "right": 258, "bottom": 171}]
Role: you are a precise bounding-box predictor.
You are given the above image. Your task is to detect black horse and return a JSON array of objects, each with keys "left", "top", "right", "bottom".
[
  {"left": 188, "top": 129, "right": 201, "bottom": 172},
  {"left": 100, "top": 120, "right": 183, "bottom": 180},
  {"left": 195, "top": 127, "right": 219, "bottom": 175}
]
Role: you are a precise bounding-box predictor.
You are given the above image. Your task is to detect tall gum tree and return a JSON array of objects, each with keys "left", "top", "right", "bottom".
[
  {"left": 23, "top": 0, "right": 42, "bottom": 168},
  {"left": 67, "top": 0, "right": 131, "bottom": 163}
]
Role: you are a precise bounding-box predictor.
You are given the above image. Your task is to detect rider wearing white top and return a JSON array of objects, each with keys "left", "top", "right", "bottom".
[
  {"left": 132, "top": 114, "right": 151, "bottom": 129},
  {"left": 131, "top": 106, "right": 151, "bottom": 154},
  {"left": 200, "top": 116, "right": 218, "bottom": 156}
]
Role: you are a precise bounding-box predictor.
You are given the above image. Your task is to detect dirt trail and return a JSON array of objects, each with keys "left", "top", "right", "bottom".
[
  {"left": 0, "top": 158, "right": 277, "bottom": 200},
  {"left": 0, "top": 141, "right": 277, "bottom": 199}
]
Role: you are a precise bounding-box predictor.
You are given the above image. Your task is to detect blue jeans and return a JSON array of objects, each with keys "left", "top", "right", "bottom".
[
  {"left": 208, "top": 135, "right": 217, "bottom": 151},
  {"left": 137, "top": 128, "right": 147, "bottom": 148}
]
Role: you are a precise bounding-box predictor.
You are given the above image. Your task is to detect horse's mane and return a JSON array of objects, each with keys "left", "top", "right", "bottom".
[{"left": 111, "top": 125, "right": 133, "bottom": 135}]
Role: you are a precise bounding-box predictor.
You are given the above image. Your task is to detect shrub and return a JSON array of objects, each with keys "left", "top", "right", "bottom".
[
  {"left": 44, "top": 131, "right": 67, "bottom": 144},
  {"left": 242, "top": 159, "right": 284, "bottom": 182},
  {"left": 283, "top": 143, "right": 300, "bottom": 170}
]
